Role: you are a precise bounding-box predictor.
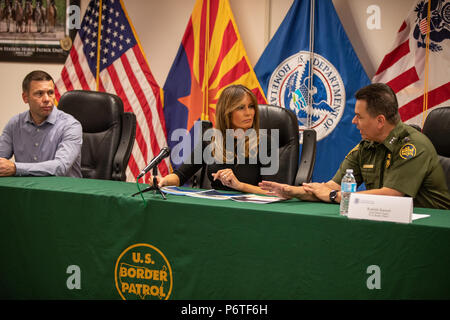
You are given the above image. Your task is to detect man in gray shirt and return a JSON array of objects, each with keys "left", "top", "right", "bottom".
[{"left": 0, "top": 70, "right": 82, "bottom": 177}]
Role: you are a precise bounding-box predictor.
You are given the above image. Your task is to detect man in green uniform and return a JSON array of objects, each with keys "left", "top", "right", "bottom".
[{"left": 259, "top": 83, "right": 450, "bottom": 209}]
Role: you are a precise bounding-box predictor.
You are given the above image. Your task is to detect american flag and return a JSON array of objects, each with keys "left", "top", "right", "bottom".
[
  {"left": 372, "top": 0, "right": 450, "bottom": 127},
  {"left": 55, "top": 0, "right": 169, "bottom": 181}
]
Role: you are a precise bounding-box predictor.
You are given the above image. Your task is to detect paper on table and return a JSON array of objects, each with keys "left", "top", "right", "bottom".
[
  {"left": 230, "top": 194, "right": 284, "bottom": 203},
  {"left": 161, "top": 186, "right": 239, "bottom": 200},
  {"left": 160, "top": 186, "right": 206, "bottom": 195},
  {"left": 187, "top": 189, "right": 237, "bottom": 200},
  {"left": 412, "top": 213, "right": 430, "bottom": 221}
]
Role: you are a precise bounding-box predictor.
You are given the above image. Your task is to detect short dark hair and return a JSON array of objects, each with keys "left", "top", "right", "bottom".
[
  {"left": 22, "top": 70, "right": 54, "bottom": 93},
  {"left": 355, "top": 83, "right": 400, "bottom": 125}
]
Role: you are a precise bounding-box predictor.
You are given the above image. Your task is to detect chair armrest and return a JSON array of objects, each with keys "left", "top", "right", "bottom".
[
  {"left": 112, "top": 112, "right": 137, "bottom": 181},
  {"left": 295, "top": 129, "right": 317, "bottom": 185}
]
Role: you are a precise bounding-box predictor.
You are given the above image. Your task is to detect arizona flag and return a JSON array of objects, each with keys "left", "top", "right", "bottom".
[
  {"left": 372, "top": 0, "right": 450, "bottom": 126},
  {"left": 163, "top": 0, "right": 267, "bottom": 166},
  {"left": 255, "top": 0, "right": 370, "bottom": 183},
  {"left": 55, "top": 0, "right": 169, "bottom": 182}
]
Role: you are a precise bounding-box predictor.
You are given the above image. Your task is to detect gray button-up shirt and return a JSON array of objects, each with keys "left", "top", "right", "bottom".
[{"left": 0, "top": 107, "right": 82, "bottom": 177}]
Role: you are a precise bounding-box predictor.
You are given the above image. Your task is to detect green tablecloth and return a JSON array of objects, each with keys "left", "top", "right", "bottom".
[{"left": 0, "top": 176, "right": 449, "bottom": 299}]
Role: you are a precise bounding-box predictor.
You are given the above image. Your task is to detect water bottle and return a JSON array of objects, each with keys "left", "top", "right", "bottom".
[{"left": 340, "top": 169, "right": 356, "bottom": 216}]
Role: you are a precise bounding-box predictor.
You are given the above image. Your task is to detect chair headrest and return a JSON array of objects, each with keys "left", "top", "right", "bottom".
[
  {"left": 258, "top": 104, "right": 299, "bottom": 144},
  {"left": 58, "top": 90, "right": 124, "bottom": 133},
  {"left": 422, "top": 107, "right": 450, "bottom": 157}
]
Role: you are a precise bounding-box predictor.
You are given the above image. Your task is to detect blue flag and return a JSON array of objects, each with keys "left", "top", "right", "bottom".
[{"left": 254, "top": 0, "right": 370, "bottom": 183}]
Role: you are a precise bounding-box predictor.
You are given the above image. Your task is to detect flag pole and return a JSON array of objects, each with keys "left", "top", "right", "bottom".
[
  {"left": 307, "top": 0, "right": 315, "bottom": 129},
  {"left": 95, "top": 0, "right": 103, "bottom": 91},
  {"left": 203, "top": 0, "right": 210, "bottom": 121},
  {"left": 264, "top": 0, "right": 272, "bottom": 46},
  {"left": 422, "top": 0, "right": 431, "bottom": 127}
]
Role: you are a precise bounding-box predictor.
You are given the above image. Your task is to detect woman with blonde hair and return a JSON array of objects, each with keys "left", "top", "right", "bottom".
[{"left": 155, "top": 84, "right": 271, "bottom": 194}]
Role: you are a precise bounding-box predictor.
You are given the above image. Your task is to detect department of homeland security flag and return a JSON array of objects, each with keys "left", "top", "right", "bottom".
[
  {"left": 372, "top": 0, "right": 450, "bottom": 126},
  {"left": 55, "top": 0, "right": 169, "bottom": 182},
  {"left": 163, "top": 0, "right": 267, "bottom": 167},
  {"left": 255, "top": 0, "right": 370, "bottom": 183}
]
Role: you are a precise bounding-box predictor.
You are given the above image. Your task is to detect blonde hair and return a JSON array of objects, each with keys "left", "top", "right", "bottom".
[{"left": 213, "top": 84, "right": 260, "bottom": 162}]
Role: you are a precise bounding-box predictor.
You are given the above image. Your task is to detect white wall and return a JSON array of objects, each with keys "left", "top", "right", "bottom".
[{"left": 0, "top": 0, "right": 415, "bottom": 132}]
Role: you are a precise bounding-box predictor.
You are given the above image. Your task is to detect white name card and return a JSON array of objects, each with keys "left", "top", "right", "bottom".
[{"left": 348, "top": 193, "right": 413, "bottom": 224}]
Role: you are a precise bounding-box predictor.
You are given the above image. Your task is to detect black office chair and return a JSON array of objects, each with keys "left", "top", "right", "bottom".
[
  {"left": 58, "top": 90, "right": 137, "bottom": 181},
  {"left": 190, "top": 104, "right": 300, "bottom": 188},
  {"left": 190, "top": 120, "right": 213, "bottom": 189},
  {"left": 258, "top": 104, "right": 299, "bottom": 184},
  {"left": 422, "top": 106, "right": 450, "bottom": 190}
]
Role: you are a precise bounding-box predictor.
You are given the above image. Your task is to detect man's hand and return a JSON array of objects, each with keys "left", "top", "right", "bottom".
[
  {"left": 0, "top": 158, "right": 16, "bottom": 176},
  {"left": 302, "top": 182, "right": 334, "bottom": 202}
]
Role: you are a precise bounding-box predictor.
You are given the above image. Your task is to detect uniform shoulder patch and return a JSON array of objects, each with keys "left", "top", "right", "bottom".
[
  {"left": 345, "top": 144, "right": 360, "bottom": 158},
  {"left": 399, "top": 143, "right": 416, "bottom": 159}
]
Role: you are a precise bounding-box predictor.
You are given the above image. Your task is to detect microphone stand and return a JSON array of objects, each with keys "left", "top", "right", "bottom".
[{"left": 132, "top": 166, "right": 167, "bottom": 200}]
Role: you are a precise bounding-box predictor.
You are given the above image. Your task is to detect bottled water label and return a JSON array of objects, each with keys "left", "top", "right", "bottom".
[
  {"left": 341, "top": 183, "right": 356, "bottom": 193},
  {"left": 340, "top": 170, "right": 356, "bottom": 216}
]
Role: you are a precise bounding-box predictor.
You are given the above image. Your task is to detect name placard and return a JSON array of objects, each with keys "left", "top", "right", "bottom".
[{"left": 348, "top": 193, "right": 413, "bottom": 224}]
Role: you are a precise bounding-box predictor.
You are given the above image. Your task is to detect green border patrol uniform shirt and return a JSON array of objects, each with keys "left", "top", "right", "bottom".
[{"left": 332, "top": 121, "right": 450, "bottom": 209}]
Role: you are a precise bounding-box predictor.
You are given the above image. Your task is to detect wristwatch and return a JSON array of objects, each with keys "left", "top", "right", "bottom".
[{"left": 329, "top": 190, "right": 338, "bottom": 203}]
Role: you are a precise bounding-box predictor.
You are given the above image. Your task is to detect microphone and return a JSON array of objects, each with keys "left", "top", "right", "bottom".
[{"left": 137, "top": 147, "right": 171, "bottom": 179}]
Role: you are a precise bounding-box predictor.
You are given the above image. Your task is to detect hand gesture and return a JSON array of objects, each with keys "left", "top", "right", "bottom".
[
  {"left": 212, "top": 168, "right": 242, "bottom": 190},
  {"left": 258, "top": 180, "right": 296, "bottom": 199},
  {"left": 302, "top": 182, "right": 333, "bottom": 202}
]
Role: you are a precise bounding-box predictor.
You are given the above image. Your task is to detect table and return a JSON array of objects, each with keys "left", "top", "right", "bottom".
[{"left": 1, "top": 176, "right": 449, "bottom": 299}]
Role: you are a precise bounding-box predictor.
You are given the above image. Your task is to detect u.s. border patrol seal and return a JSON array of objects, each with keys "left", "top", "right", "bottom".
[
  {"left": 399, "top": 143, "right": 417, "bottom": 159},
  {"left": 114, "top": 243, "right": 173, "bottom": 300},
  {"left": 267, "top": 51, "right": 346, "bottom": 142}
]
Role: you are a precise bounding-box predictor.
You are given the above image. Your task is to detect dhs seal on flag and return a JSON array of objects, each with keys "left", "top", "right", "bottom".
[{"left": 267, "top": 51, "right": 346, "bottom": 141}]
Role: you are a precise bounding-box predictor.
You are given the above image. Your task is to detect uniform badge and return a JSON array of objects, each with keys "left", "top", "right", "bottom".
[
  {"left": 385, "top": 153, "right": 391, "bottom": 168},
  {"left": 399, "top": 143, "right": 416, "bottom": 160}
]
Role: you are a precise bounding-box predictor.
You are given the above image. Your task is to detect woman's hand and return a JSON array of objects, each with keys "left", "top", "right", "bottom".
[
  {"left": 141, "top": 173, "right": 180, "bottom": 188},
  {"left": 212, "top": 168, "right": 242, "bottom": 190},
  {"left": 259, "top": 180, "right": 320, "bottom": 201},
  {"left": 258, "top": 180, "right": 296, "bottom": 199}
]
